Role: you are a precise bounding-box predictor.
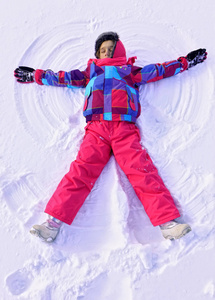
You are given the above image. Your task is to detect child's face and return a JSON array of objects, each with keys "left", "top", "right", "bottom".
[{"left": 99, "top": 40, "right": 115, "bottom": 59}]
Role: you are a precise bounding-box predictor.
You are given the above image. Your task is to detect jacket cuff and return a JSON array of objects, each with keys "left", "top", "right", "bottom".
[
  {"left": 34, "top": 69, "right": 45, "bottom": 85},
  {"left": 177, "top": 57, "right": 188, "bottom": 72}
]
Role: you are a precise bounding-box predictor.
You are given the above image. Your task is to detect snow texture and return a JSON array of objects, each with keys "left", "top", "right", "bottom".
[{"left": 1, "top": 0, "right": 215, "bottom": 299}]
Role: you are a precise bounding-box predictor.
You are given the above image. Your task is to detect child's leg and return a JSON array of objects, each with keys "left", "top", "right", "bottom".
[
  {"left": 112, "top": 122, "right": 180, "bottom": 226},
  {"left": 45, "top": 122, "right": 112, "bottom": 225}
]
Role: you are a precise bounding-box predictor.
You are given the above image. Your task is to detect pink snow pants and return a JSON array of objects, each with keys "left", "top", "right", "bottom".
[{"left": 45, "top": 121, "right": 180, "bottom": 226}]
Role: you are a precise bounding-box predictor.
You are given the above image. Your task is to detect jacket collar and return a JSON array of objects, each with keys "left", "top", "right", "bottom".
[{"left": 87, "top": 56, "right": 137, "bottom": 67}]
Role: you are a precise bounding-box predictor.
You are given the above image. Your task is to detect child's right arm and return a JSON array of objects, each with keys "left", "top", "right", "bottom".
[{"left": 14, "top": 66, "right": 90, "bottom": 88}]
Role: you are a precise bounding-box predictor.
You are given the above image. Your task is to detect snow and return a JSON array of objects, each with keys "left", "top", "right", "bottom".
[{"left": 1, "top": 0, "right": 215, "bottom": 299}]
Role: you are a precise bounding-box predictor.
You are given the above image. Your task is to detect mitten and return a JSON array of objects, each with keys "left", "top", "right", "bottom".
[{"left": 14, "top": 66, "right": 35, "bottom": 83}]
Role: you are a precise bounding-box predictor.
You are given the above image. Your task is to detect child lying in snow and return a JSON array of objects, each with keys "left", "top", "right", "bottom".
[{"left": 14, "top": 32, "right": 207, "bottom": 243}]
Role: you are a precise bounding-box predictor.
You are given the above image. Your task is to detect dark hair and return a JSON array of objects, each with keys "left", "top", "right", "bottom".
[{"left": 95, "top": 32, "right": 119, "bottom": 58}]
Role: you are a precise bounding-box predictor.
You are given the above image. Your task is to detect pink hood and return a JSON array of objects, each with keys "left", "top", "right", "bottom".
[{"left": 88, "top": 39, "right": 137, "bottom": 67}]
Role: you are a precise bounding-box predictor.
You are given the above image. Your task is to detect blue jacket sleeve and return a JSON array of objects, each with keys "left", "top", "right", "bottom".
[
  {"left": 132, "top": 59, "right": 187, "bottom": 86},
  {"left": 34, "top": 67, "right": 90, "bottom": 88}
]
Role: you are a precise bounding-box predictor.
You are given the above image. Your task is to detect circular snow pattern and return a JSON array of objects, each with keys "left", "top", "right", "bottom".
[{"left": 14, "top": 21, "right": 214, "bottom": 155}]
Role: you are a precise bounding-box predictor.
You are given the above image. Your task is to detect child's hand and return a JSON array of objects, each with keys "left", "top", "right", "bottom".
[
  {"left": 14, "top": 66, "right": 35, "bottom": 83},
  {"left": 186, "top": 48, "right": 207, "bottom": 68}
]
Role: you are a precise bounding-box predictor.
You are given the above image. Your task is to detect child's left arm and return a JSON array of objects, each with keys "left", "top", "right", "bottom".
[{"left": 132, "top": 48, "right": 207, "bottom": 86}]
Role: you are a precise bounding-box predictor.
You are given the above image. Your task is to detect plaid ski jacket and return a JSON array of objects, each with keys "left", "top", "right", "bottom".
[{"left": 34, "top": 40, "right": 187, "bottom": 123}]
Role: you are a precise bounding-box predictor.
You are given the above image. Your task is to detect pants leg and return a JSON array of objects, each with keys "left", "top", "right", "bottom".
[
  {"left": 45, "top": 122, "right": 112, "bottom": 225},
  {"left": 111, "top": 122, "right": 180, "bottom": 226}
]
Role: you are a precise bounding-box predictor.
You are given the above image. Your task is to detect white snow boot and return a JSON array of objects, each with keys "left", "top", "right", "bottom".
[
  {"left": 160, "top": 220, "right": 191, "bottom": 240},
  {"left": 30, "top": 216, "right": 62, "bottom": 243}
]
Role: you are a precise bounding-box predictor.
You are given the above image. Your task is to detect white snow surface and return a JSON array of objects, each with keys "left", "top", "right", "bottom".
[{"left": 1, "top": 0, "right": 215, "bottom": 299}]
